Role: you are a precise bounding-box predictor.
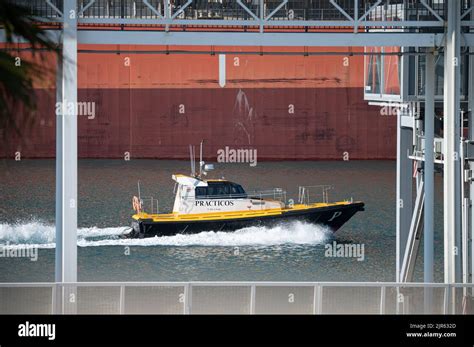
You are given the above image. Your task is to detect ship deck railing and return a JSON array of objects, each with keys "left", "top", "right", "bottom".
[
  {"left": 139, "top": 196, "right": 160, "bottom": 214},
  {"left": 0, "top": 281, "right": 473, "bottom": 314},
  {"left": 246, "top": 188, "right": 287, "bottom": 204},
  {"left": 185, "top": 188, "right": 288, "bottom": 204},
  {"left": 298, "top": 185, "right": 334, "bottom": 205},
  {"left": 138, "top": 189, "right": 289, "bottom": 215}
]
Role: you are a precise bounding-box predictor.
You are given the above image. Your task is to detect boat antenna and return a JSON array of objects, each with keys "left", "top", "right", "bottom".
[
  {"left": 199, "top": 140, "right": 204, "bottom": 177},
  {"left": 193, "top": 146, "right": 196, "bottom": 176},
  {"left": 189, "top": 144, "right": 196, "bottom": 176},
  {"left": 137, "top": 180, "right": 141, "bottom": 201}
]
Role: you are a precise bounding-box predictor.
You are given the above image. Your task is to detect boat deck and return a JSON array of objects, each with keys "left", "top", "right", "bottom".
[{"left": 133, "top": 201, "right": 358, "bottom": 222}]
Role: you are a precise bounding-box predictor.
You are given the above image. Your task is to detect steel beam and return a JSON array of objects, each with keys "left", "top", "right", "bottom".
[
  {"left": 142, "top": 0, "right": 163, "bottom": 19},
  {"left": 420, "top": 0, "right": 444, "bottom": 22},
  {"left": 78, "top": 0, "right": 96, "bottom": 16},
  {"left": 2, "top": 30, "right": 474, "bottom": 47},
  {"left": 236, "top": 0, "right": 259, "bottom": 21},
  {"left": 265, "top": 0, "right": 288, "bottom": 21},
  {"left": 443, "top": 1, "right": 461, "bottom": 293},
  {"left": 75, "top": 18, "right": 445, "bottom": 27},
  {"left": 424, "top": 51, "right": 435, "bottom": 313},
  {"left": 46, "top": 0, "right": 63, "bottom": 17},
  {"left": 56, "top": 0, "right": 78, "bottom": 287},
  {"left": 396, "top": 107, "right": 413, "bottom": 282},
  {"left": 75, "top": 31, "right": 442, "bottom": 47},
  {"left": 55, "top": 58, "right": 63, "bottom": 286},
  {"left": 400, "top": 178, "right": 424, "bottom": 283},
  {"left": 454, "top": 2, "right": 463, "bottom": 285},
  {"left": 469, "top": 10, "right": 474, "bottom": 292},
  {"left": 218, "top": 54, "right": 226, "bottom": 88},
  {"left": 171, "top": 0, "right": 192, "bottom": 20}
]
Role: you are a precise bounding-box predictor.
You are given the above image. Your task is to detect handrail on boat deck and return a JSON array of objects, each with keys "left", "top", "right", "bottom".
[
  {"left": 186, "top": 188, "right": 288, "bottom": 205},
  {"left": 298, "top": 185, "right": 334, "bottom": 205},
  {"left": 139, "top": 196, "right": 159, "bottom": 214},
  {"left": 246, "top": 188, "right": 286, "bottom": 204}
]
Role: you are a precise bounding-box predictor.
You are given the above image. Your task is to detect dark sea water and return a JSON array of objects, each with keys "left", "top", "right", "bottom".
[{"left": 0, "top": 159, "right": 444, "bottom": 282}]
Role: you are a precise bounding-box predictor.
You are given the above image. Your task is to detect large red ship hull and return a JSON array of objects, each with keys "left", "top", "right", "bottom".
[{"left": 2, "top": 46, "right": 396, "bottom": 160}]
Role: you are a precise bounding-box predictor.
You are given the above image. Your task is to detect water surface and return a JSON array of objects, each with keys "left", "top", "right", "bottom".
[{"left": 0, "top": 160, "right": 444, "bottom": 282}]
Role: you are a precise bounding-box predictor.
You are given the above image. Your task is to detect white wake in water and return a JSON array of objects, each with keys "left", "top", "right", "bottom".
[{"left": 0, "top": 220, "right": 331, "bottom": 248}]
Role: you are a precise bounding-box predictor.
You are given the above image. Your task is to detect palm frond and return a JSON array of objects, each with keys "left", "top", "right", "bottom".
[{"left": 0, "top": 0, "right": 59, "bottom": 142}]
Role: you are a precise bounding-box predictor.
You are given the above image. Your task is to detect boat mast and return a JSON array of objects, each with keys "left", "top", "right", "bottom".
[
  {"left": 199, "top": 140, "right": 204, "bottom": 178},
  {"left": 189, "top": 144, "right": 196, "bottom": 177}
]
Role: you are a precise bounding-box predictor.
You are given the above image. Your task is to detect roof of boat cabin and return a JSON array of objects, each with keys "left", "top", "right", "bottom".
[{"left": 172, "top": 174, "right": 229, "bottom": 185}]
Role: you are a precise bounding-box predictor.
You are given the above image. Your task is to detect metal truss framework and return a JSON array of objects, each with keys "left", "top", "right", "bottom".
[
  {"left": 44, "top": 0, "right": 474, "bottom": 30},
  {"left": 1, "top": 0, "right": 473, "bottom": 47}
]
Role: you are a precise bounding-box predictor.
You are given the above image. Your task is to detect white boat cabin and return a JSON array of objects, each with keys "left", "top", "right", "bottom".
[{"left": 172, "top": 174, "right": 284, "bottom": 214}]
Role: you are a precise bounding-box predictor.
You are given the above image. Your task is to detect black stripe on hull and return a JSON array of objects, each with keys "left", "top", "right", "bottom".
[{"left": 126, "top": 202, "right": 364, "bottom": 238}]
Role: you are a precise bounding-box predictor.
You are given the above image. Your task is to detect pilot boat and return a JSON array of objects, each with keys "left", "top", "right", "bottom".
[{"left": 123, "top": 144, "right": 364, "bottom": 239}]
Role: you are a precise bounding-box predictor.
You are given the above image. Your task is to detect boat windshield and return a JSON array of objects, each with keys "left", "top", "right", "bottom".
[{"left": 195, "top": 182, "right": 247, "bottom": 199}]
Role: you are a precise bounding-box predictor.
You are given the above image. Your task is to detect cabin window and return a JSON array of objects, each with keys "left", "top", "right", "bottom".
[
  {"left": 230, "top": 183, "right": 245, "bottom": 195},
  {"left": 207, "top": 182, "right": 228, "bottom": 196},
  {"left": 195, "top": 187, "right": 207, "bottom": 198},
  {"left": 195, "top": 182, "right": 246, "bottom": 199}
]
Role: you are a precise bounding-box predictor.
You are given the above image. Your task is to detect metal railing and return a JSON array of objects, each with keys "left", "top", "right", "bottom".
[
  {"left": 139, "top": 196, "right": 160, "bottom": 214},
  {"left": 0, "top": 282, "right": 473, "bottom": 314},
  {"left": 298, "top": 185, "right": 333, "bottom": 204},
  {"left": 175, "top": 188, "right": 288, "bottom": 210},
  {"left": 179, "top": 188, "right": 287, "bottom": 202},
  {"left": 247, "top": 188, "right": 287, "bottom": 204}
]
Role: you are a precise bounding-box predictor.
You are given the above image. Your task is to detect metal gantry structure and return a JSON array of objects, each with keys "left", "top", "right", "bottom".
[{"left": 0, "top": 0, "right": 474, "bottom": 312}]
